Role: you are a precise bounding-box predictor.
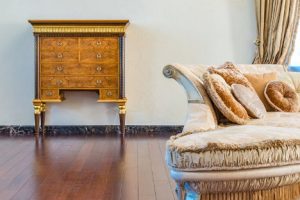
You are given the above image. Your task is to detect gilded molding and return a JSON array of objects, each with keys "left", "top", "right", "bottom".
[
  {"left": 40, "top": 103, "right": 46, "bottom": 112},
  {"left": 34, "top": 105, "right": 42, "bottom": 114},
  {"left": 119, "top": 105, "right": 126, "bottom": 114},
  {"left": 32, "top": 25, "right": 126, "bottom": 34}
]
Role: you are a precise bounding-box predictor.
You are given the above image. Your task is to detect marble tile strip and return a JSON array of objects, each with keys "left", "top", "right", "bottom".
[{"left": 0, "top": 125, "right": 183, "bottom": 136}]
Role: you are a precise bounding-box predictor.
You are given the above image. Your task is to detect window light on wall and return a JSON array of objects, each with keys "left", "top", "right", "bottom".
[{"left": 289, "top": 23, "right": 300, "bottom": 72}]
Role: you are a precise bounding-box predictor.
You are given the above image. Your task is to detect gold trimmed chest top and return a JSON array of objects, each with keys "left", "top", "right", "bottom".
[
  {"left": 28, "top": 20, "right": 129, "bottom": 35},
  {"left": 29, "top": 20, "right": 129, "bottom": 135}
]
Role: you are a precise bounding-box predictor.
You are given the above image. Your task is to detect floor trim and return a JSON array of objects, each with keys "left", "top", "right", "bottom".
[{"left": 0, "top": 125, "right": 183, "bottom": 136}]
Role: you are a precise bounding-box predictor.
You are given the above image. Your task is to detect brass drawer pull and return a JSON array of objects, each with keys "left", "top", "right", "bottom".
[
  {"left": 57, "top": 41, "right": 63, "bottom": 46},
  {"left": 56, "top": 65, "right": 64, "bottom": 72},
  {"left": 96, "top": 80, "right": 102, "bottom": 85},
  {"left": 96, "top": 53, "right": 102, "bottom": 59},
  {"left": 56, "top": 80, "right": 63, "bottom": 86},
  {"left": 106, "top": 91, "right": 112, "bottom": 97},
  {"left": 96, "top": 41, "right": 102, "bottom": 46},
  {"left": 57, "top": 53, "right": 63, "bottom": 59},
  {"left": 96, "top": 65, "right": 102, "bottom": 72},
  {"left": 46, "top": 91, "right": 53, "bottom": 96}
]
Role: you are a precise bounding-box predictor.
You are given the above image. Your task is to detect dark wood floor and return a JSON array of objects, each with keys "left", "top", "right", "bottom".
[{"left": 0, "top": 134, "right": 177, "bottom": 200}]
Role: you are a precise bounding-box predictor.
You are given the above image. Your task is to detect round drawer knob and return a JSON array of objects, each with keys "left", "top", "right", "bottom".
[
  {"left": 56, "top": 80, "right": 63, "bottom": 86},
  {"left": 106, "top": 91, "right": 112, "bottom": 97},
  {"left": 96, "top": 53, "right": 102, "bottom": 59},
  {"left": 96, "top": 80, "right": 102, "bottom": 85},
  {"left": 57, "top": 53, "right": 63, "bottom": 59},
  {"left": 56, "top": 66, "right": 64, "bottom": 72},
  {"left": 46, "top": 91, "right": 53, "bottom": 96},
  {"left": 96, "top": 66, "right": 102, "bottom": 72},
  {"left": 96, "top": 41, "right": 102, "bottom": 46},
  {"left": 57, "top": 41, "right": 63, "bottom": 46}
]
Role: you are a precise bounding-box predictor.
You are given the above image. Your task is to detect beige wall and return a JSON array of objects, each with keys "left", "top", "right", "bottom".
[
  {"left": 290, "top": 25, "right": 300, "bottom": 65},
  {"left": 0, "top": 0, "right": 256, "bottom": 125}
]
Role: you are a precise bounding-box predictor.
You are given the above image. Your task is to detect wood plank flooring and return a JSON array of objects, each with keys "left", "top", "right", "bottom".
[{"left": 0, "top": 134, "right": 176, "bottom": 200}]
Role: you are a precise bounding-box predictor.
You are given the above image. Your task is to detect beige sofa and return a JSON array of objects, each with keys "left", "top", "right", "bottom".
[{"left": 163, "top": 64, "right": 300, "bottom": 200}]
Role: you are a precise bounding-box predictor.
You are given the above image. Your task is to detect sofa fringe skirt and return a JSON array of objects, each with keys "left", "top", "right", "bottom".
[{"left": 199, "top": 183, "right": 300, "bottom": 200}]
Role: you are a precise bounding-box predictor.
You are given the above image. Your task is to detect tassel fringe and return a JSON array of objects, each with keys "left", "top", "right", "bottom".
[{"left": 200, "top": 182, "right": 300, "bottom": 200}]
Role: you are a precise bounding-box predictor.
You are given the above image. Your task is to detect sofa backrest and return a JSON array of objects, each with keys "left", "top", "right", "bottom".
[
  {"left": 186, "top": 64, "right": 287, "bottom": 80},
  {"left": 186, "top": 64, "right": 300, "bottom": 112}
]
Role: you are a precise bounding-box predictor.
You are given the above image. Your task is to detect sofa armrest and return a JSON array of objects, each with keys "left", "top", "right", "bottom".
[{"left": 163, "top": 64, "right": 218, "bottom": 132}]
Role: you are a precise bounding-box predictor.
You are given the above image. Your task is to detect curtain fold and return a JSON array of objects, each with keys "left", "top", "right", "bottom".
[{"left": 253, "top": 0, "right": 300, "bottom": 64}]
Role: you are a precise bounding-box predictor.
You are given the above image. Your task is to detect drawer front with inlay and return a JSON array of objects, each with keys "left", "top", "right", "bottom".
[
  {"left": 80, "top": 37, "right": 118, "bottom": 50},
  {"left": 40, "top": 38, "right": 78, "bottom": 51},
  {"left": 41, "top": 77, "right": 67, "bottom": 88},
  {"left": 80, "top": 49, "right": 118, "bottom": 63},
  {"left": 41, "top": 89, "right": 61, "bottom": 100},
  {"left": 40, "top": 51, "right": 78, "bottom": 62},
  {"left": 66, "top": 76, "right": 118, "bottom": 88},
  {"left": 100, "top": 89, "right": 119, "bottom": 100},
  {"left": 41, "top": 63, "right": 78, "bottom": 75},
  {"left": 41, "top": 63, "right": 118, "bottom": 76},
  {"left": 81, "top": 63, "right": 118, "bottom": 75}
]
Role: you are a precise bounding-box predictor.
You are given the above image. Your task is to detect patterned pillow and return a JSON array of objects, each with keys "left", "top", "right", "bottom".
[
  {"left": 208, "top": 62, "right": 254, "bottom": 90},
  {"left": 231, "top": 84, "right": 266, "bottom": 119},
  {"left": 264, "top": 81, "right": 299, "bottom": 112},
  {"left": 203, "top": 72, "right": 249, "bottom": 124}
]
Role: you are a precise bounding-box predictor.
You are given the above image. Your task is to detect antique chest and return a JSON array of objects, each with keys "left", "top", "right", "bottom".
[{"left": 29, "top": 20, "right": 129, "bottom": 135}]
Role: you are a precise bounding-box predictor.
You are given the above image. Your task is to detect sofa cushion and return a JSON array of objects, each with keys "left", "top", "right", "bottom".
[
  {"left": 279, "top": 72, "right": 300, "bottom": 112},
  {"left": 208, "top": 62, "right": 254, "bottom": 90},
  {"left": 182, "top": 103, "right": 216, "bottom": 133},
  {"left": 231, "top": 84, "right": 266, "bottom": 118},
  {"left": 166, "top": 125, "right": 300, "bottom": 171},
  {"left": 203, "top": 72, "right": 249, "bottom": 124},
  {"left": 265, "top": 81, "right": 299, "bottom": 112},
  {"left": 244, "top": 72, "right": 277, "bottom": 111},
  {"left": 248, "top": 112, "right": 300, "bottom": 128}
]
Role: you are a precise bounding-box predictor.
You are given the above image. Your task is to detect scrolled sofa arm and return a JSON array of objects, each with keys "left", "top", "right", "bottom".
[{"left": 163, "top": 64, "right": 218, "bottom": 132}]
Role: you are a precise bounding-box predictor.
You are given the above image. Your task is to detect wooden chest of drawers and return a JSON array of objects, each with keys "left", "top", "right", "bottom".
[{"left": 29, "top": 20, "right": 129, "bottom": 135}]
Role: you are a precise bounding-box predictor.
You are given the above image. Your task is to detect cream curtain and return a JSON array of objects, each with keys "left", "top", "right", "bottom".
[{"left": 253, "top": 0, "right": 300, "bottom": 64}]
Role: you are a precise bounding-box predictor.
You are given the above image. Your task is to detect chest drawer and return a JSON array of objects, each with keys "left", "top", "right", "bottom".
[
  {"left": 41, "top": 89, "right": 61, "bottom": 100},
  {"left": 41, "top": 77, "right": 68, "bottom": 88},
  {"left": 41, "top": 76, "right": 118, "bottom": 89},
  {"left": 80, "top": 49, "right": 118, "bottom": 63},
  {"left": 40, "top": 38, "right": 78, "bottom": 51},
  {"left": 41, "top": 63, "right": 78, "bottom": 75},
  {"left": 80, "top": 37, "right": 118, "bottom": 50},
  {"left": 66, "top": 76, "right": 118, "bottom": 88},
  {"left": 81, "top": 63, "right": 118, "bottom": 75},
  {"left": 41, "top": 63, "right": 118, "bottom": 75},
  {"left": 40, "top": 51, "right": 78, "bottom": 63},
  {"left": 100, "top": 89, "right": 119, "bottom": 100}
]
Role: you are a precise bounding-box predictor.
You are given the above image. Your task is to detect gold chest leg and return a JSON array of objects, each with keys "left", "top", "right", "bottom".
[
  {"left": 118, "top": 103, "right": 126, "bottom": 135},
  {"left": 33, "top": 100, "right": 46, "bottom": 135},
  {"left": 40, "top": 103, "right": 46, "bottom": 134}
]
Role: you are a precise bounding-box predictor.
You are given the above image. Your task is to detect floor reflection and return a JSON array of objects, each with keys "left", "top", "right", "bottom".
[
  {"left": 33, "top": 135, "right": 126, "bottom": 200},
  {"left": 0, "top": 133, "right": 174, "bottom": 200}
]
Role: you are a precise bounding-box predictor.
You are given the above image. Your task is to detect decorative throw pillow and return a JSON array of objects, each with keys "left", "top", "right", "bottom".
[
  {"left": 287, "top": 72, "right": 300, "bottom": 112},
  {"left": 244, "top": 72, "right": 277, "bottom": 111},
  {"left": 231, "top": 84, "right": 266, "bottom": 119},
  {"left": 264, "top": 80, "right": 299, "bottom": 112},
  {"left": 203, "top": 72, "right": 249, "bottom": 124},
  {"left": 208, "top": 62, "right": 254, "bottom": 90}
]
